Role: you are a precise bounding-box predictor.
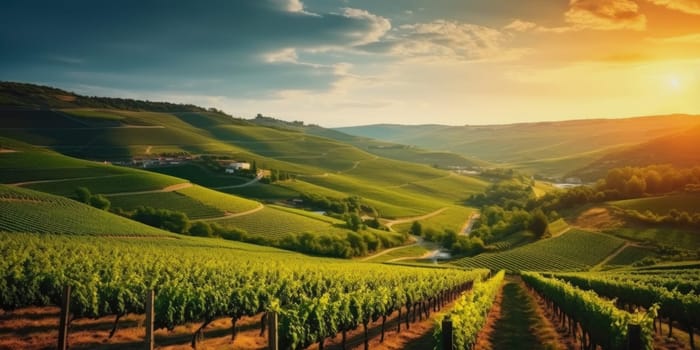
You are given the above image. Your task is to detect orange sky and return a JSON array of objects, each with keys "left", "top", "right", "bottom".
[{"left": 2, "top": 0, "right": 699, "bottom": 126}]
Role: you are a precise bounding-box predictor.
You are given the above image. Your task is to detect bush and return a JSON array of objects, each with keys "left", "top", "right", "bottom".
[{"left": 189, "top": 221, "right": 213, "bottom": 237}]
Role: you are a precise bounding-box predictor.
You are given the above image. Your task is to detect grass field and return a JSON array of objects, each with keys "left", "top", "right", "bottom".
[
  {"left": 604, "top": 245, "right": 657, "bottom": 267},
  {"left": 109, "top": 191, "right": 223, "bottom": 218},
  {"left": 149, "top": 164, "right": 250, "bottom": 187},
  {"left": 392, "top": 206, "right": 475, "bottom": 234},
  {"left": 603, "top": 226, "right": 700, "bottom": 250},
  {"left": 610, "top": 194, "right": 700, "bottom": 215},
  {"left": 363, "top": 244, "right": 430, "bottom": 263},
  {"left": 210, "top": 205, "right": 352, "bottom": 239},
  {"left": 177, "top": 185, "right": 259, "bottom": 213},
  {"left": 23, "top": 173, "right": 184, "bottom": 196},
  {"left": 547, "top": 218, "right": 569, "bottom": 236},
  {"left": 0, "top": 185, "right": 173, "bottom": 236},
  {"left": 453, "top": 229, "right": 625, "bottom": 272}
]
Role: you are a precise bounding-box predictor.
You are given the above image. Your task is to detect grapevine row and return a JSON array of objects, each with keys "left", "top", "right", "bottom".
[
  {"left": 522, "top": 272, "right": 656, "bottom": 350},
  {"left": 0, "top": 232, "right": 486, "bottom": 348},
  {"left": 551, "top": 272, "right": 700, "bottom": 349},
  {"left": 434, "top": 270, "right": 505, "bottom": 349}
]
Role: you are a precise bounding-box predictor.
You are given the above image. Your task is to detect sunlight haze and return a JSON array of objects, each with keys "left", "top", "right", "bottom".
[{"left": 1, "top": 0, "right": 699, "bottom": 126}]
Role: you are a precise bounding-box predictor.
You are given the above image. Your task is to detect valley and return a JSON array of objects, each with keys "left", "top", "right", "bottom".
[{"left": 0, "top": 83, "right": 699, "bottom": 350}]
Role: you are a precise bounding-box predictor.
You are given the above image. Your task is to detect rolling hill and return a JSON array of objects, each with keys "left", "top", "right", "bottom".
[
  {"left": 336, "top": 115, "right": 700, "bottom": 179},
  {"left": 571, "top": 124, "right": 700, "bottom": 180},
  {"left": 0, "top": 82, "right": 488, "bottom": 221}
]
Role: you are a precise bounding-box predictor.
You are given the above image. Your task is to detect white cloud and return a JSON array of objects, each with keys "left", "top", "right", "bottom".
[
  {"left": 386, "top": 20, "right": 527, "bottom": 61},
  {"left": 503, "top": 20, "right": 538, "bottom": 32},
  {"left": 263, "top": 48, "right": 299, "bottom": 63},
  {"left": 341, "top": 8, "right": 392, "bottom": 45}
]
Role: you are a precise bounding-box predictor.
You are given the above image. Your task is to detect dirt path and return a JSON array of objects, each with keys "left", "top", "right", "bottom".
[
  {"left": 196, "top": 204, "right": 265, "bottom": 222},
  {"left": 460, "top": 212, "right": 480, "bottom": 236},
  {"left": 383, "top": 207, "right": 448, "bottom": 231},
  {"left": 359, "top": 243, "right": 418, "bottom": 261},
  {"left": 476, "top": 276, "right": 567, "bottom": 350},
  {"left": 104, "top": 182, "right": 193, "bottom": 197},
  {"left": 213, "top": 173, "right": 263, "bottom": 189},
  {"left": 591, "top": 241, "right": 638, "bottom": 271},
  {"left": 11, "top": 174, "right": 126, "bottom": 187}
]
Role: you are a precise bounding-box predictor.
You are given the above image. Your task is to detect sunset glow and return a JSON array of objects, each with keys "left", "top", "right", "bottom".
[{"left": 1, "top": 0, "right": 699, "bottom": 126}]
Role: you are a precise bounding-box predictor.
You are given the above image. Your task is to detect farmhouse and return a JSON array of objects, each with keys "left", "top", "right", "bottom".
[{"left": 225, "top": 161, "right": 251, "bottom": 174}]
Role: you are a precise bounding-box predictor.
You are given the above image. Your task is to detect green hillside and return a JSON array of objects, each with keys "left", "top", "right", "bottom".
[
  {"left": 0, "top": 85, "right": 491, "bottom": 222},
  {"left": 610, "top": 193, "right": 700, "bottom": 215},
  {"left": 0, "top": 137, "right": 185, "bottom": 193},
  {"left": 0, "top": 185, "right": 174, "bottom": 237},
  {"left": 572, "top": 125, "right": 700, "bottom": 180},
  {"left": 337, "top": 116, "right": 700, "bottom": 178},
  {"left": 453, "top": 229, "right": 625, "bottom": 272}
]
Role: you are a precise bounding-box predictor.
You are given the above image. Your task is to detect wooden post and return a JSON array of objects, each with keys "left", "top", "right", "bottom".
[
  {"left": 442, "top": 315, "right": 453, "bottom": 350},
  {"left": 145, "top": 290, "right": 154, "bottom": 350},
  {"left": 268, "top": 311, "right": 278, "bottom": 350},
  {"left": 58, "top": 285, "right": 71, "bottom": 350},
  {"left": 628, "top": 324, "right": 642, "bottom": 350}
]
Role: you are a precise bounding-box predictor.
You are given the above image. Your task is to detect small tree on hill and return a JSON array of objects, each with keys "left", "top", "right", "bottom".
[
  {"left": 189, "top": 221, "right": 213, "bottom": 237},
  {"left": 529, "top": 208, "right": 549, "bottom": 238},
  {"left": 409, "top": 221, "right": 422, "bottom": 236},
  {"left": 89, "top": 194, "right": 111, "bottom": 211},
  {"left": 75, "top": 187, "right": 91, "bottom": 203}
]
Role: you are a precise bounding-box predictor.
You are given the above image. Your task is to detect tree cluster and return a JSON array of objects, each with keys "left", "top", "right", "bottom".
[
  {"left": 466, "top": 177, "right": 553, "bottom": 244},
  {"left": 614, "top": 208, "right": 700, "bottom": 229},
  {"left": 410, "top": 221, "right": 486, "bottom": 257},
  {"left": 538, "top": 165, "right": 700, "bottom": 211},
  {"left": 74, "top": 187, "right": 110, "bottom": 211}
]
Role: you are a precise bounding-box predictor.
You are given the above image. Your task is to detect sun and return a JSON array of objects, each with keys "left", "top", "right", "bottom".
[{"left": 669, "top": 76, "right": 681, "bottom": 90}]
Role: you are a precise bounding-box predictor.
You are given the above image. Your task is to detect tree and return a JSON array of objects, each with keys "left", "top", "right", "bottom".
[
  {"left": 529, "top": 209, "right": 549, "bottom": 238},
  {"left": 346, "top": 213, "right": 362, "bottom": 231},
  {"left": 441, "top": 229, "right": 458, "bottom": 250},
  {"left": 409, "top": 221, "right": 422, "bottom": 235},
  {"left": 189, "top": 221, "right": 213, "bottom": 237},
  {"left": 88, "top": 194, "right": 111, "bottom": 211},
  {"left": 75, "top": 187, "right": 91, "bottom": 203}
]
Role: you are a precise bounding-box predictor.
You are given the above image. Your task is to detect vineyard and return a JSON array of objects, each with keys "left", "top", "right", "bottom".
[
  {"left": 108, "top": 185, "right": 260, "bottom": 219},
  {"left": 434, "top": 270, "right": 505, "bottom": 349},
  {"left": 212, "top": 206, "right": 356, "bottom": 239},
  {"left": 392, "top": 206, "right": 475, "bottom": 234},
  {"left": 0, "top": 185, "right": 172, "bottom": 236},
  {"left": 545, "top": 269, "right": 700, "bottom": 349},
  {"left": 453, "top": 229, "right": 625, "bottom": 272},
  {"left": 522, "top": 272, "right": 657, "bottom": 350},
  {"left": 23, "top": 173, "right": 184, "bottom": 196},
  {"left": 0, "top": 232, "right": 487, "bottom": 349}
]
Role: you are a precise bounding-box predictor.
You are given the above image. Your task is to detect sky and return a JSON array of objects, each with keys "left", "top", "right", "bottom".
[{"left": 1, "top": 0, "right": 699, "bottom": 127}]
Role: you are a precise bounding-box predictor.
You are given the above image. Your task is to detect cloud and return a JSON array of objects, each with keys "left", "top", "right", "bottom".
[
  {"left": 341, "top": 8, "right": 392, "bottom": 46},
  {"left": 503, "top": 20, "right": 538, "bottom": 32},
  {"left": 564, "top": 0, "right": 647, "bottom": 30},
  {"left": 645, "top": 0, "right": 700, "bottom": 15},
  {"left": 366, "top": 20, "right": 527, "bottom": 62},
  {"left": 264, "top": 48, "right": 299, "bottom": 64},
  {"left": 0, "top": 0, "right": 391, "bottom": 97}
]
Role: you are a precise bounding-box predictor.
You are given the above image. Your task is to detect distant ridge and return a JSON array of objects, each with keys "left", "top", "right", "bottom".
[{"left": 0, "top": 81, "right": 223, "bottom": 114}]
